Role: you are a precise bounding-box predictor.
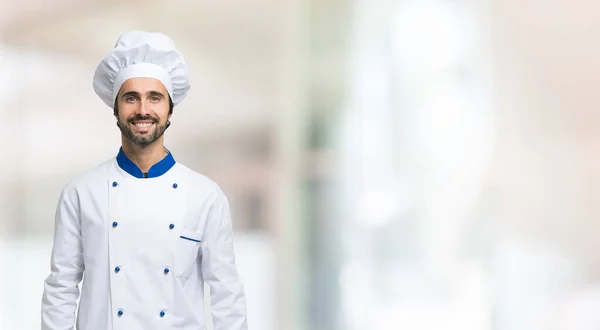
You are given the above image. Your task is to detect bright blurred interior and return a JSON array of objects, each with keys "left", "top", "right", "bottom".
[{"left": 2, "top": 0, "right": 600, "bottom": 329}]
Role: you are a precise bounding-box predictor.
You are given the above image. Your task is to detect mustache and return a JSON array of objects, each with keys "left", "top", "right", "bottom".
[{"left": 127, "top": 115, "right": 158, "bottom": 123}]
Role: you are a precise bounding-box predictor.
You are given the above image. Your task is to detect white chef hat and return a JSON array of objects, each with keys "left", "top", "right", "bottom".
[{"left": 93, "top": 30, "right": 190, "bottom": 108}]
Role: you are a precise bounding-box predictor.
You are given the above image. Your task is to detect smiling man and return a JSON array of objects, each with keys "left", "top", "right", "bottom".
[
  {"left": 41, "top": 31, "right": 248, "bottom": 330},
  {"left": 117, "top": 82, "right": 172, "bottom": 148}
]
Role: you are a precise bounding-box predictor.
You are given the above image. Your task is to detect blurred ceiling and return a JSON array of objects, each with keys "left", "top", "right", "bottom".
[{"left": 2, "top": 0, "right": 280, "bottom": 63}]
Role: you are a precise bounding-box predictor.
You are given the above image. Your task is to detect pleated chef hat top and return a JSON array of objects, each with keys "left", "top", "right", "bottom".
[{"left": 93, "top": 30, "right": 190, "bottom": 108}]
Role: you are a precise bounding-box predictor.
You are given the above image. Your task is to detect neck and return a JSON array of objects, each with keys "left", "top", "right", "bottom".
[{"left": 120, "top": 137, "right": 167, "bottom": 173}]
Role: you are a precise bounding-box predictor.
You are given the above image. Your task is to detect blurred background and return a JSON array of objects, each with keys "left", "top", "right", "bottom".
[{"left": 1, "top": 0, "right": 600, "bottom": 329}]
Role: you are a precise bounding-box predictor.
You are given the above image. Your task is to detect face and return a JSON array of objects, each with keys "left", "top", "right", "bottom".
[{"left": 114, "top": 77, "right": 172, "bottom": 146}]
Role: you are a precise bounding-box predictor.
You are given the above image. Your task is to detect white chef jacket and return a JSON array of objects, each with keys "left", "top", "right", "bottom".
[{"left": 41, "top": 148, "right": 248, "bottom": 330}]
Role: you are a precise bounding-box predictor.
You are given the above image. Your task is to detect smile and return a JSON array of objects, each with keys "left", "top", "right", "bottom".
[{"left": 132, "top": 122, "right": 155, "bottom": 127}]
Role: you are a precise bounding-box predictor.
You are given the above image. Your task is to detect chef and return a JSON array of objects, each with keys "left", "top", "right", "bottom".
[{"left": 41, "top": 31, "right": 248, "bottom": 330}]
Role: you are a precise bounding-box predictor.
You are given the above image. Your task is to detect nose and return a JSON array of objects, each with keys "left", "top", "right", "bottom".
[{"left": 136, "top": 99, "right": 152, "bottom": 116}]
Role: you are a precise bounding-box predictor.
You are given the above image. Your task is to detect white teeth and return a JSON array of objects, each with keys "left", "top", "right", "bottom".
[{"left": 134, "top": 122, "right": 153, "bottom": 127}]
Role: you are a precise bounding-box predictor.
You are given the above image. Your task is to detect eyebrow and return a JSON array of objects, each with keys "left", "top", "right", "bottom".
[
  {"left": 121, "top": 90, "right": 166, "bottom": 99},
  {"left": 121, "top": 91, "right": 140, "bottom": 99},
  {"left": 148, "top": 91, "right": 166, "bottom": 99}
]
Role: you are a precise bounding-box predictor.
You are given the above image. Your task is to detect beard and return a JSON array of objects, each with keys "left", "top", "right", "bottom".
[{"left": 117, "top": 114, "right": 169, "bottom": 146}]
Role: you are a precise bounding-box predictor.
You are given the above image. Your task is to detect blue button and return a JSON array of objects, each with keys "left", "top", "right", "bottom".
[
  {"left": 112, "top": 221, "right": 118, "bottom": 228},
  {"left": 160, "top": 311, "right": 166, "bottom": 317},
  {"left": 172, "top": 183, "right": 178, "bottom": 189},
  {"left": 117, "top": 309, "right": 123, "bottom": 317},
  {"left": 164, "top": 268, "right": 170, "bottom": 274},
  {"left": 169, "top": 223, "right": 175, "bottom": 230},
  {"left": 112, "top": 181, "right": 118, "bottom": 187},
  {"left": 115, "top": 266, "right": 120, "bottom": 273}
]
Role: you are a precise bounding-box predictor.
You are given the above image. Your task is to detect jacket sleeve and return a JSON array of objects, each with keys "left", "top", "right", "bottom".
[
  {"left": 41, "top": 186, "right": 85, "bottom": 330},
  {"left": 201, "top": 190, "right": 248, "bottom": 330}
]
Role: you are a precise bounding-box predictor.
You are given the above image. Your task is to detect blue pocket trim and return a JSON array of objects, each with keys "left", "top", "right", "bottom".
[{"left": 180, "top": 235, "right": 201, "bottom": 243}]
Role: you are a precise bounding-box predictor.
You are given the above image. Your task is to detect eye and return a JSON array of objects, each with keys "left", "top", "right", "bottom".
[
  {"left": 151, "top": 96, "right": 161, "bottom": 102},
  {"left": 125, "top": 96, "right": 138, "bottom": 103}
]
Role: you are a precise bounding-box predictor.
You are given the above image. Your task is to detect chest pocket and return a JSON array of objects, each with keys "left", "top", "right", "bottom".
[{"left": 175, "top": 228, "right": 203, "bottom": 278}]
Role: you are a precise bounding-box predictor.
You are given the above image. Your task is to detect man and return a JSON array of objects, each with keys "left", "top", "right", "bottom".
[{"left": 41, "top": 31, "right": 248, "bottom": 330}]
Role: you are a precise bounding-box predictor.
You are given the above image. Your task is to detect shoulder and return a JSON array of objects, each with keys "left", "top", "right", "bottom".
[
  {"left": 54, "top": 158, "right": 114, "bottom": 206},
  {"left": 174, "top": 162, "right": 226, "bottom": 201},
  {"left": 62, "top": 158, "right": 115, "bottom": 191}
]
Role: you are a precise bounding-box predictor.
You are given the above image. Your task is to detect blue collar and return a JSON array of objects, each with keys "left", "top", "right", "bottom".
[{"left": 116, "top": 147, "right": 176, "bottom": 178}]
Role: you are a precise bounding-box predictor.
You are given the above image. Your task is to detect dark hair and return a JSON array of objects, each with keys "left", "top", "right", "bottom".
[{"left": 113, "top": 96, "right": 174, "bottom": 117}]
